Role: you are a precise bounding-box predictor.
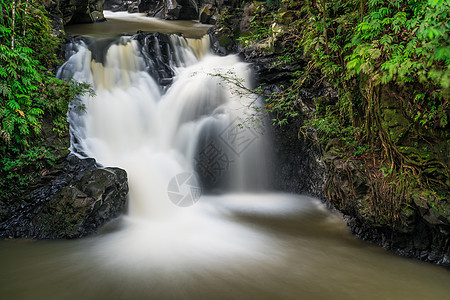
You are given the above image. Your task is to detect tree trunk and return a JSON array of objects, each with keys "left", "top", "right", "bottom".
[
  {"left": 12, "top": 0, "right": 16, "bottom": 49},
  {"left": 23, "top": 0, "right": 29, "bottom": 36},
  {"left": 320, "top": 0, "right": 329, "bottom": 56}
]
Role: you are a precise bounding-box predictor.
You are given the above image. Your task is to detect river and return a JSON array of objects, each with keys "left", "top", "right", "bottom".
[{"left": 0, "top": 11, "right": 448, "bottom": 300}]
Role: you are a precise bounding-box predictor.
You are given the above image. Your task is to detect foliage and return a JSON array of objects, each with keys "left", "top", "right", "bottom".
[
  {"left": 0, "top": 0, "right": 91, "bottom": 201},
  {"left": 298, "top": 0, "right": 449, "bottom": 198},
  {"left": 0, "top": 146, "right": 56, "bottom": 200},
  {"left": 219, "top": 0, "right": 449, "bottom": 227}
]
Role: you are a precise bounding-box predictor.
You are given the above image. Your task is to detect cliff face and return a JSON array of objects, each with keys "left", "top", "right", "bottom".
[{"left": 212, "top": 2, "right": 449, "bottom": 268}]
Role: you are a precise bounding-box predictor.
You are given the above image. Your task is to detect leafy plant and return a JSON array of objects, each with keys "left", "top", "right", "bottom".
[
  {"left": 0, "top": 0, "right": 92, "bottom": 201},
  {"left": 219, "top": 0, "right": 449, "bottom": 227}
]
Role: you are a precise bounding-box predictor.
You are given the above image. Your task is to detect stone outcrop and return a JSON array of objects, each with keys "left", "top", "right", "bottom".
[
  {"left": 325, "top": 129, "right": 450, "bottom": 267},
  {"left": 0, "top": 154, "right": 128, "bottom": 239},
  {"left": 44, "top": 0, "right": 106, "bottom": 33},
  {"left": 212, "top": 2, "right": 449, "bottom": 267},
  {"left": 60, "top": 0, "right": 106, "bottom": 24},
  {"left": 199, "top": 3, "right": 218, "bottom": 24},
  {"left": 104, "top": 0, "right": 148, "bottom": 13},
  {"left": 218, "top": 40, "right": 330, "bottom": 200},
  {"left": 44, "top": 0, "right": 238, "bottom": 28}
]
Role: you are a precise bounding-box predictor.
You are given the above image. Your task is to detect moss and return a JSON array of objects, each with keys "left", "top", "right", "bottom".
[
  {"left": 381, "top": 108, "right": 410, "bottom": 143},
  {"left": 276, "top": 11, "right": 294, "bottom": 25},
  {"left": 411, "top": 189, "right": 450, "bottom": 226}
]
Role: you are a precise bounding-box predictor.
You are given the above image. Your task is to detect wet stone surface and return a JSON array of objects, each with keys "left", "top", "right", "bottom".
[{"left": 0, "top": 154, "right": 128, "bottom": 239}]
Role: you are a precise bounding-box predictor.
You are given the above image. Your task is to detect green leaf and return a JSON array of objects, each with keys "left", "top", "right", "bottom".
[{"left": 369, "top": 48, "right": 382, "bottom": 59}]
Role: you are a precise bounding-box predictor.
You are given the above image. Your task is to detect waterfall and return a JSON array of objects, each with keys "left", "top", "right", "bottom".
[
  {"left": 61, "top": 33, "right": 271, "bottom": 214},
  {"left": 57, "top": 33, "right": 281, "bottom": 267}
]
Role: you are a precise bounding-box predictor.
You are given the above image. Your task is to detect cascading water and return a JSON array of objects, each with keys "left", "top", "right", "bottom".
[{"left": 58, "top": 32, "right": 282, "bottom": 268}]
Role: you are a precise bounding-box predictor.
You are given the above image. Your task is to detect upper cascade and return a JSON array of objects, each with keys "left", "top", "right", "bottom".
[
  {"left": 59, "top": 33, "right": 211, "bottom": 89},
  {"left": 59, "top": 32, "right": 271, "bottom": 200}
]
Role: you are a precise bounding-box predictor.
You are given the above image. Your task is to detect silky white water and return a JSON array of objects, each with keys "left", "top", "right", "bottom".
[{"left": 59, "top": 34, "right": 278, "bottom": 268}]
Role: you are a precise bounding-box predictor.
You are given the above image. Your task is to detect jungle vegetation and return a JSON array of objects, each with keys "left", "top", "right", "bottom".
[
  {"left": 218, "top": 0, "right": 449, "bottom": 227},
  {"left": 0, "top": 0, "right": 90, "bottom": 203}
]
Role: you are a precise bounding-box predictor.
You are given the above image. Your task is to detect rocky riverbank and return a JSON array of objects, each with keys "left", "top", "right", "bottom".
[
  {"left": 210, "top": 2, "right": 449, "bottom": 268},
  {"left": 0, "top": 154, "right": 128, "bottom": 239}
]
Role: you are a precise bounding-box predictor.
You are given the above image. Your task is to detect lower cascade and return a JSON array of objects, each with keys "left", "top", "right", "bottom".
[{"left": 59, "top": 32, "right": 283, "bottom": 266}]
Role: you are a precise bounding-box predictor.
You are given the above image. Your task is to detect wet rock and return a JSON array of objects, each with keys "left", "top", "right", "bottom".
[
  {"left": 178, "top": 0, "right": 198, "bottom": 19},
  {"left": 45, "top": 0, "right": 106, "bottom": 29},
  {"left": 145, "top": 0, "right": 198, "bottom": 20},
  {"left": 134, "top": 32, "right": 177, "bottom": 83},
  {"left": 0, "top": 154, "right": 128, "bottom": 239},
  {"left": 104, "top": 0, "right": 124, "bottom": 10},
  {"left": 147, "top": 0, "right": 181, "bottom": 19},
  {"left": 237, "top": 43, "right": 328, "bottom": 199},
  {"left": 60, "top": 0, "right": 106, "bottom": 24},
  {"left": 200, "top": 3, "right": 217, "bottom": 24},
  {"left": 346, "top": 214, "right": 449, "bottom": 268}
]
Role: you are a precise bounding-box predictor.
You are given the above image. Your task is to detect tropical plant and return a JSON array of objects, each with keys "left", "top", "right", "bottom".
[{"left": 0, "top": 0, "right": 91, "bottom": 201}]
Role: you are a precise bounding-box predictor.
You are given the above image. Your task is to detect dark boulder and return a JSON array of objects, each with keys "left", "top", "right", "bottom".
[
  {"left": 104, "top": 0, "right": 124, "bottom": 10},
  {"left": 139, "top": 0, "right": 158, "bottom": 11},
  {"left": 148, "top": 0, "right": 181, "bottom": 19},
  {"left": 104, "top": 0, "right": 158, "bottom": 12},
  {"left": 199, "top": 3, "right": 217, "bottom": 24},
  {"left": 0, "top": 154, "right": 128, "bottom": 239},
  {"left": 177, "top": 0, "right": 198, "bottom": 19},
  {"left": 45, "top": 0, "right": 106, "bottom": 28}
]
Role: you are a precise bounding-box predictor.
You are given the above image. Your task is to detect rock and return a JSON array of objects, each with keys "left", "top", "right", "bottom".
[
  {"left": 148, "top": 0, "right": 181, "bottom": 19},
  {"left": 178, "top": 0, "right": 198, "bottom": 19},
  {"left": 0, "top": 154, "right": 128, "bottom": 239},
  {"left": 200, "top": 4, "right": 217, "bottom": 24},
  {"left": 60, "top": 0, "right": 106, "bottom": 24},
  {"left": 134, "top": 32, "right": 177, "bottom": 84},
  {"left": 398, "top": 205, "right": 417, "bottom": 233},
  {"left": 240, "top": 3, "right": 256, "bottom": 32},
  {"left": 128, "top": 2, "right": 140, "bottom": 13},
  {"left": 238, "top": 44, "right": 328, "bottom": 199},
  {"left": 104, "top": 0, "right": 124, "bottom": 10},
  {"left": 43, "top": 0, "right": 65, "bottom": 37},
  {"left": 138, "top": 0, "right": 158, "bottom": 11},
  {"left": 45, "top": 0, "right": 106, "bottom": 27}
]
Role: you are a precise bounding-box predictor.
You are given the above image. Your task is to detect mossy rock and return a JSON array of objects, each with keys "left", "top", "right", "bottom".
[
  {"left": 218, "top": 35, "right": 233, "bottom": 49},
  {"left": 381, "top": 108, "right": 410, "bottom": 143},
  {"left": 277, "top": 11, "right": 295, "bottom": 25},
  {"left": 397, "top": 205, "right": 417, "bottom": 233},
  {"left": 412, "top": 189, "right": 450, "bottom": 226}
]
